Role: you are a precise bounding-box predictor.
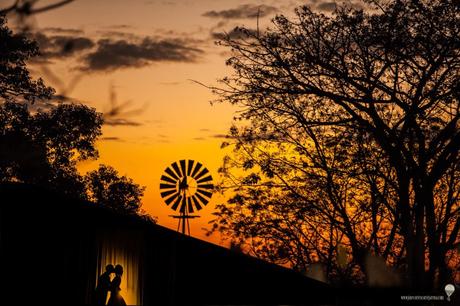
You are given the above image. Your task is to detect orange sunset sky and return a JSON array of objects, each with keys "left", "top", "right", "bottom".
[{"left": 4, "top": 0, "right": 357, "bottom": 245}]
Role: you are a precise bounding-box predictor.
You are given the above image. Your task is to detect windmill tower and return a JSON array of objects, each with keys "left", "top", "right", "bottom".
[{"left": 159, "top": 160, "right": 213, "bottom": 235}]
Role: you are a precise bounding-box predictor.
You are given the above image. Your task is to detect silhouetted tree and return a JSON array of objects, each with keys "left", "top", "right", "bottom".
[
  {"left": 0, "top": 15, "right": 150, "bottom": 217},
  {"left": 211, "top": 0, "right": 459, "bottom": 289},
  {"left": 0, "top": 102, "right": 50, "bottom": 184},
  {"left": 0, "top": 14, "right": 53, "bottom": 103},
  {"left": 0, "top": 101, "right": 102, "bottom": 198},
  {"left": 0, "top": 13, "right": 99, "bottom": 197},
  {"left": 85, "top": 165, "right": 145, "bottom": 215}
]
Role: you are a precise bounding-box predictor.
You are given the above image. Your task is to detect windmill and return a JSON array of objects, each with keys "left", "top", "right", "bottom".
[{"left": 159, "top": 159, "right": 213, "bottom": 235}]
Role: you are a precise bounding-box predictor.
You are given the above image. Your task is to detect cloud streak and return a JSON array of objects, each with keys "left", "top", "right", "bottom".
[
  {"left": 31, "top": 29, "right": 204, "bottom": 72},
  {"left": 42, "top": 27, "right": 84, "bottom": 35},
  {"left": 100, "top": 136, "right": 122, "bottom": 141},
  {"left": 103, "top": 118, "right": 143, "bottom": 127},
  {"left": 34, "top": 32, "right": 94, "bottom": 59},
  {"left": 315, "top": 1, "right": 364, "bottom": 12},
  {"left": 203, "top": 4, "right": 278, "bottom": 19},
  {"left": 81, "top": 37, "right": 203, "bottom": 71}
]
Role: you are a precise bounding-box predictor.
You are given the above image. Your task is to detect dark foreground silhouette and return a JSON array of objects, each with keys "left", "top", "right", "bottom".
[
  {"left": 94, "top": 264, "right": 114, "bottom": 305},
  {"left": 0, "top": 183, "right": 443, "bottom": 305}
]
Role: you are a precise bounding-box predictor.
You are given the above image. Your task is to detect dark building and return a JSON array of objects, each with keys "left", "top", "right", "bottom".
[{"left": 0, "top": 183, "right": 331, "bottom": 305}]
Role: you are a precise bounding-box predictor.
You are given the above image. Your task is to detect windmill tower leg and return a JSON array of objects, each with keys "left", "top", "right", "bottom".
[{"left": 181, "top": 212, "right": 186, "bottom": 235}]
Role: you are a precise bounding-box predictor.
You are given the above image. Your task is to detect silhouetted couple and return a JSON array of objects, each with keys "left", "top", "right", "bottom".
[{"left": 94, "top": 264, "right": 126, "bottom": 306}]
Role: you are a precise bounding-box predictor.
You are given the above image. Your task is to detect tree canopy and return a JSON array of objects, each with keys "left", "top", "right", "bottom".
[
  {"left": 0, "top": 15, "right": 148, "bottom": 217},
  {"left": 211, "top": 0, "right": 459, "bottom": 289},
  {"left": 0, "top": 101, "right": 102, "bottom": 198},
  {"left": 0, "top": 15, "right": 53, "bottom": 103},
  {"left": 85, "top": 165, "right": 145, "bottom": 215}
]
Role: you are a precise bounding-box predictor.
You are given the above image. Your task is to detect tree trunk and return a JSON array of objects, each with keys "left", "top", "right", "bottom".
[
  {"left": 398, "top": 177, "right": 427, "bottom": 289},
  {"left": 420, "top": 186, "right": 445, "bottom": 289}
]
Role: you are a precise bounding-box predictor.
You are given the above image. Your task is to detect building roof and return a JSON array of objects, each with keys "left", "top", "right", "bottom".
[{"left": 0, "top": 183, "right": 332, "bottom": 305}]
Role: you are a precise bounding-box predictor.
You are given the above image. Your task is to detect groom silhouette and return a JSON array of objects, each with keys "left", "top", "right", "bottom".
[{"left": 93, "top": 264, "right": 115, "bottom": 305}]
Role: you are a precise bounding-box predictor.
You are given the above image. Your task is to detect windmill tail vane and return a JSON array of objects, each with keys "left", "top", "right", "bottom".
[{"left": 159, "top": 159, "right": 214, "bottom": 235}]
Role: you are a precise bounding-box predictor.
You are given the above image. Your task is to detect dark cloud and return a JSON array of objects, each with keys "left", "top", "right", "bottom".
[
  {"left": 316, "top": 2, "right": 337, "bottom": 12},
  {"left": 95, "top": 29, "right": 136, "bottom": 38},
  {"left": 42, "top": 27, "right": 84, "bottom": 35},
  {"left": 212, "top": 134, "right": 231, "bottom": 139},
  {"left": 203, "top": 4, "right": 278, "bottom": 19},
  {"left": 100, "top": 136, "right": 122, "bottom": 141},
  {"left": 103, "top": 118, "right": 143, "bottom": 126},
  {"left": 32, "top": 29, "right": 204, "bottom": 71},
  {"left": 81, "top": 37, "right": 203, "bottom": 71},
  {"left": 195, "top": 129, "right": 236, "bottom": 140},
  {"left": 214, "top": 134, "right": 237, "bottom": 140},
  {"left": 211, "top": 27, "right": 258, "bottom": 40},
  {"left": 315, "top": 1, "right": 363, "bottom": 12},
  {"left": 34, "top": 32, "right": 94, "bottom": 59}
]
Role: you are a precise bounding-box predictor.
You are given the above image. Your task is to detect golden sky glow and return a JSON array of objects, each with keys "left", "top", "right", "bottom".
[{"left": 11, "top": 0, "right": 347, "bottom": 245}]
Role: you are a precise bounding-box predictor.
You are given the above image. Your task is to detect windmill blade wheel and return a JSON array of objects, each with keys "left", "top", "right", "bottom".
[{"left": 159, "top": 159, "right": 214, "bottom": 214}]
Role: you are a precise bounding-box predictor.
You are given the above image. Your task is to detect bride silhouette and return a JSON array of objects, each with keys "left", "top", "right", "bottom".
[{"left": 107, "top": 264, "right": 126, "bottom": 306}]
